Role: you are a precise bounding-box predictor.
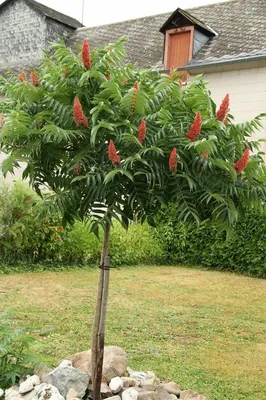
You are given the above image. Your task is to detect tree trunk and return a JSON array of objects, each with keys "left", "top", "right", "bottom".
[{"left": 91, "top": 221, "right": 111, "bottom": 400}]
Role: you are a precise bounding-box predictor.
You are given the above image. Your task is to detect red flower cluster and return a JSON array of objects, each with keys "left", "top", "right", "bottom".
[
  {"left": 233, "top": 148, "right": 250, "bottom": 174},
  {"left": 131, "top": 82, "right": 139, "bottom": 110},
  {"left": 82, "top": 39, "right": 92, "bottom": 69},
  {"left": 18, "top": 72, "right": 27, "bottom": 82},
  {"left": 108, "top": 140, "right": 120, "bottom": 167},
  {"left": 63, "top": 69, "right": 69, "bottom": 78},
  {"left": 73, "top": 98, "right": 88, "bottom": 127},
  {"left": 216, "top": 94, "right": 230, "bottom": 122},
  {"left": 169, "top": 147, "right": 178, "bottom": 173},
  {"left": 122, "top": 78, "right": 128, "bottom": 85},
  {"left": 30, "top": 72, "right": 39, "bottom": 87},
  {"left": 138, "top": 120, "right": 146, "bottom": 143},
  {"left": 186, "top": 112, "right": 202, "bottom": 142}
]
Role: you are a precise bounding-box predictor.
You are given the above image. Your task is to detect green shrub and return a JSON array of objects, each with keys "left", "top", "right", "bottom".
[
  {"left": 156, "top": 205, "right": 266, "bottom": 278},
  {"left": 0, "top": 181, "right": 164, "bottom": 269},
  {"left": 60, "top": 221, "right": 100, "bottom": 264},
  {"left": 0, "top": 181, "right": 64, "bottom": 264},
  {"left": 0, "top": 316, "right": 48, "bottom": 389},
  {"left": 109, "top": 222, "right": 164, "bottom": 266}
]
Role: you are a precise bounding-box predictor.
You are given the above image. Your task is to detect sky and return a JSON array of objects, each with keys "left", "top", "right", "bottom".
[{"left": 0, "top": 0, "right": 229, "bottom": 27}]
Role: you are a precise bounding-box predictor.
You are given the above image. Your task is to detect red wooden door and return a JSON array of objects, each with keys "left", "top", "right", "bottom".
[{"left": 165, "top": 29, "right": 192, "bottom": 69}]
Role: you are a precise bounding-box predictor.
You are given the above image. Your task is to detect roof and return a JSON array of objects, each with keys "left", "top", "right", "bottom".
[
  {"left": 69, "top": 13, "right": 170, "bottom": 69},
  {"left": 187, "top": 0, "right": 266, "bottom": 67},
  {"left": 159, "top": 7, "right": 216, "bottom": 37},
  {"left": 0, "top": 0, "right": 83, "bottom": 28},
  {"left": 69, "top": 0, "right": 266, "bottom": 69}
]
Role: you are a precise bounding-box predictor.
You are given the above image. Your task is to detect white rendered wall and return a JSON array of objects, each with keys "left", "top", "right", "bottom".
[{"left": 202, "top": 66, "right": 266, "bottom": 158}]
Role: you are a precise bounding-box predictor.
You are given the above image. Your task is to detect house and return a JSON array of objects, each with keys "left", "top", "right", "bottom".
[
  {"left": 1, "top": 0, "right": 266, "bottom": 182},
  {"left": 69, "top": 0, "right": 266, "bottom": 157},
  {"left": 0, "top": 0, "right": 83, "bottom": 74}
]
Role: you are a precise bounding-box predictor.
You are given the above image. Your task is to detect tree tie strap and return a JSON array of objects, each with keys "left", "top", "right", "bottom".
[{"left": 99, "top": 264, "right": 115, "bottom": 270}]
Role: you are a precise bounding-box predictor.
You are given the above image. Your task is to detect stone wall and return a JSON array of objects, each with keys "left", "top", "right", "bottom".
[
  {"left": 0, "top": 0, "right": 75, "bottom": 73},
  {"left": 0, "top": 0, "right": 46, "bottom": 70},
  {"left": 46, "top": 18, "right": 74, "bottom": 45}
]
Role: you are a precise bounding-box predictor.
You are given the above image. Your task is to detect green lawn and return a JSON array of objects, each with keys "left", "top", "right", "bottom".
[{"left": 1, "top": 266, "right": 266, "bottom": 399}]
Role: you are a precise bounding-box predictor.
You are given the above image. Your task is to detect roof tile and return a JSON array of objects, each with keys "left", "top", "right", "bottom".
[{"left": 68, "top": 0, "right": 266, "bottom": 68}]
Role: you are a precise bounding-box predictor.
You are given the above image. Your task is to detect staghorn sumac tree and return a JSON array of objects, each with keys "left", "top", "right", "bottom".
[{"left": 1, "top": 38, "right": 266, "bottom": 399}]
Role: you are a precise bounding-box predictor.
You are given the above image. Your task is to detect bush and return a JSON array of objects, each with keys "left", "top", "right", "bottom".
[
  {"left": 0, "top": 181, "right": 164, "bottom": 269},
  {"left": 60, "top": 221, "right": 101, "bottom": 264},
  {"left": 0, "top": 181, "right": 65, "bottom": 264},
  {"left": 156, "top": 205, "right": 266, "bottom": 278},
  {"left": 109, "top": 221, "right": 164, "bottom": 266}
]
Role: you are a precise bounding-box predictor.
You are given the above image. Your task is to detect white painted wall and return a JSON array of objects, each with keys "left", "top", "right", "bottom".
[{"left": 202, "top": 66, "right": 266, "bottom": 158}]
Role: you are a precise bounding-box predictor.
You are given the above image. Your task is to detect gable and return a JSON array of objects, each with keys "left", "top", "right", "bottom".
[
  {"left": 0, "top": 0, "right": 82, "bottom": 75},
  {"left": 0, "top": 0, "right": 46, "bottom": 70},
  {"left": 0, "top": 0, "right": 83, "bottom": 28}
]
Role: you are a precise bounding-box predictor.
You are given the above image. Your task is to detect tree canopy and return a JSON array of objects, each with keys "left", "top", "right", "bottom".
[{"left": 0, "top": 38, "right": 266, "bottom": 233}]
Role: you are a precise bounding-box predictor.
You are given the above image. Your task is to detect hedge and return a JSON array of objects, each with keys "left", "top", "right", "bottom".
[{"left": 155, "top": 206, "right": 266, "bottom": 278}]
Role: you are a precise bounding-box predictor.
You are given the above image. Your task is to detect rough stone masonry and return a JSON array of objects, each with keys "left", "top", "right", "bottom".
[{"left": 0, "top": 0, "right": 74, "bottom": 74}]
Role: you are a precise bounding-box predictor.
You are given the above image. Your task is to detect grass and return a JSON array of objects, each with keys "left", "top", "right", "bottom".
[{"left": 0, "top": 265, "right": 266, "bottom": 399}]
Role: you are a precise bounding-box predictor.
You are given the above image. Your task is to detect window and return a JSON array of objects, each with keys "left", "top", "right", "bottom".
[{"left": 164, "top": 26, "right": 194, "bottom": 69}]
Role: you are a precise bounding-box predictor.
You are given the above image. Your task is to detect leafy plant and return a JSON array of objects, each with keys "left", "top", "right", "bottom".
[
  {"left": 1, "top": 38, "right": 266, "bottom": 399},
  {"left": 0, "top": 317, "right": 48, "bottom": 389},
  {"left": 0, "top": 181, "right": 65, "bottom": 264},
  {"left": 0, "top": 181, "right": 163, "bottom": 267},
  {"left": 156, "top": 206, "right": 266, "bottom": 277}
]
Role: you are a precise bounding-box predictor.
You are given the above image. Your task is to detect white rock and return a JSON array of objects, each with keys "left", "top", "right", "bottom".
[
  {"left": 129, "top": 371, "right": 148, "bottom": 382},
  {"left": 109, "top": 377, "right": 124, "bottom": 394},
  {"left": 35, "top": 383, "right": 64, "bottom": 400},
  {"left": 0, "top": 389, "right": 4, "bottom": 398},
  {"left": 21, "top": 389, "right": 38, "bottom": 400},
  {"left": 58, "top": 360, "right": 72, "bottom": 368},
  {"left": 66, "top": 388, "right": 78, "bottom": 400},
  {"left": 19, "top": 376, "right": 40, "bottom": 394},
  {"left": 19, "top": 381, "right": 33, "bottom": 395},
  {"left": 100, "top": 382, "right": 112, "bottom": 395},
  {"left": 35, "top": 383, "right": 59, "bottom": 395},
  {"left": 29, "top": 376, "right": 40, "bottom": 387},
  {"left": 109, "top": 397, "right": 122, "bottom": 400},
  {"left": 5, "top": 387, "right": 20, "bottom": 400},
  {"left": 122, "top": 388, "right": 139, "bottom": 400}
]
